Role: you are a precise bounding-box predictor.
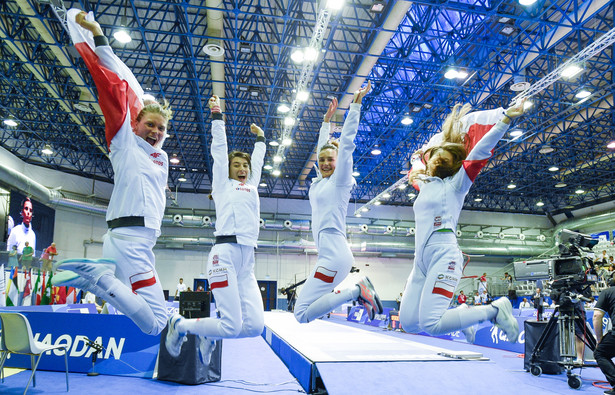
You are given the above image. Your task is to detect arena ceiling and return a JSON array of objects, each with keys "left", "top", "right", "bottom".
[{"left": 0, "top": 0, "right": 614, "bottom": 216}]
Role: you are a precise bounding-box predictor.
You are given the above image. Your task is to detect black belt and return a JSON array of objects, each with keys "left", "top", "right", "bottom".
[
  {"left": 107, "top": 216, "right": 145, "bottom": 229},
  {"left": 215, "top": 235, "right": 237, "bottom": 244}
]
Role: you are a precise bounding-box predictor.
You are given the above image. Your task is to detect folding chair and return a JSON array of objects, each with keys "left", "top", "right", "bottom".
[{"left": 0, "top": 312, "right": 69, "bottom": 394}]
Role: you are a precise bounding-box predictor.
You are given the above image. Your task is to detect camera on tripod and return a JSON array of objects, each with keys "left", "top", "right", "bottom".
[{"left": 550, "top": 229, "right": 599, "bottom": 292}]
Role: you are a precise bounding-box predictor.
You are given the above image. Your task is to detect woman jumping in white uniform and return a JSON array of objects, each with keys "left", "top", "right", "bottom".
[
  {"left": 53, "top": 10, "right": 172, "bottom": 336},
  {"left": 294, "top": 82, "right": 383, "bottom": 324},
  {"left": 399, "top": 100, "right": 526, "bottom": 343},
  {"left": 166, "top": 95, "right": 266, "bottom": 364}
]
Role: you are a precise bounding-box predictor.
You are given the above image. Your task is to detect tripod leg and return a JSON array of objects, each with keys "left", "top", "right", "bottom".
[{"left": 530, "top": 308, "right": 560, "bottom": 363}]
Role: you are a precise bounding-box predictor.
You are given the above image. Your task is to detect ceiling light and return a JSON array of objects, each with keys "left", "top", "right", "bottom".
[
  {"left": 371, "top": 147, "right": 381, "bottom": 155},
  {"left": 539, "top": 145, "right": 554, "bottom": 154},
  {"left": 444, "top": 69, "right": 458, "bottom": 79},
  {"left": 370, "top": 0, "right": 386, "bottom": 13},
  {"left": 269, "top": 141, "right": 279, "bottom": 147},
  {"left": 264, "top": 164, "right": 273, "bottom": 170},
  {"left": 536, "top": 201, "right": 544, "bottom": 207},
  {"left": 374, "top": 201, "right": 381, "bottom": 206},
  {"left": 523, "top": 100, "right": 533, "bottom": 110},
  {"left": 401, "top": 116, "right": 413, "bottom": 125},
  {"left": 259, "top": 182, "right": 267, "bottom": 187},
  {"left": 277, "top": 103, "right": 290, "bottom": 113},
  {"left": 575, "top": 90, "right": 591, "bottom": 99},
  {"left": 326, "top": 0, "right": 345, "bottom": 10},
  {"left": 555, "top": 182, "right": 567, "bottom": 188},
  {"left": 296, "top": 90, "right": 309, "bottom": 102},
  {"left": 407, "top": 193, "right": 416, "bottom": 198},
  {"left": 398, "top": 184, "right": 407, "bottom": 190},
  {"left": 361, "top": 207, "right": 369, "bottom": 212},
  {"left": 303, "top": 47, "right": 318, "bottom": 61},
  {"left": 548, "top": 166, "right": 559, "bottom": 172},
  {"left": 290, "top": 49, "right": 304, "bottom": 63},
  {"left": 3, "top": 119, "right": 17, "bottom": 127},
  {"left": 510, "top": 129, "right": 523, "bottom": 138},
  {"left": 456, "top": 70, "right": 468, "bottom": 79},
  {"left": 249, "top": 87, "right": 260, "bottom": 97},
  {"left": 507, "top": 183, "right": 516, "bottom": 189},
  {"left": 352, "top": 170, "right": 360, "bottom": 177},
  {"left": 561, "top": 64, "right": 583, "bottom": 79},
  {"left": 41, "top": 144, "right": 54, "bottom": 155},
  {"left": 282, "top": 137, "right": 292, "bottom": 146},
  {"left": 284, "top": 117, "right": 295, "bottom": 126},
  {"left": 192, "top": 168, "right": 198, "bottom": 172},
  {"left": 355, "top": 213, "right": 362, "bottom": 217},
  {"left": 273, "top": 155, "right": 282, "bottom": 163},
  {"left": 474, "top": 197, "right": 482, "bottom": 202},
  {"left": 272, "top": 169, "right": 281, "bottom": 177},
  {"left": 382, "top": 193, "right": 391, "bottom": 199},
  {"left": 500, "top": 25, "right": 516, "bottom": 37},
  {"left": 178, "top": 174, "right": 187, "bottom": 182},
  {"left": 498, "top": 17, "right": 512, "bottom": 23},
  {"left": 170, "top": 157, "right": 180, "bottom": 165},
  {"left": 575, "top": 189, "right": 585, "bottom": 194},
  {"left": 519, "top": 0, "right": 537, "bottom": 5},
  {"left": 607, "top": 141, "right": 615, "bottom": 149},
  {"left": 113, "top": 29, "right": 132, "bottom": 44},
  {"left": 239, "top": 42, "right": 251, "bottom": 54}
]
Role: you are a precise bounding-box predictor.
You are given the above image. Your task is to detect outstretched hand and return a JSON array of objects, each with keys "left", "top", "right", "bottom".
[
  {"left": 76, "top": 11, "right": 103, "bottom": 37},
  {"left": 323, "top": 98, "right": 338, "bottom": 122},
  {"left": 352, "top": 80, "right": 372, "bottom": 104},
  {"left": 250, "top": 123, "right": 264, "bottom": 137},
  {"left": 209, "top": 96, "right": 221, "bottom": 113},
  {"left": 504, "top": 98, "right": 526, "bottom": 121}
]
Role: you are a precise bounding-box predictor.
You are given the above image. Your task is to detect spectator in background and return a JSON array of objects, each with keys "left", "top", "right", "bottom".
[
  {"left": 175, "top": 277, "right": 187, "bottom": 300},
  {"left": 196, "top": 285, "right": 205, "bottom": 292},
  {"left": 396, "top": 292, "right": 402, "bottom": 310},
  {"left": 478, "top": 273, "right": 488, "bottom": 294},
  {"left": 41, "top": 242, "right": 58, "bottom": 272},
  {"left": 532, "top": 287, "right": 545, "bottom": 321},
  {"left": 519, "top": 298, "right": 532, "bottom": 308},
  {"left": 6, "top": 197, "right": 36, "bottom": 255},
  {"left": 8, "top": 245, "right": 19, "bottom": 268},
  {"left": 473, "top": 291, "right": 481, "bottom": 305},
  {"left": 457, "top": 290, "right": 467, "bottom": 305},
  {"left": 600, "top": 250, "right": 609, "bottom": 265},
  {"left": 20, "top": 241, "right": 34, "bottom": 269},
  {"left": 479, "top": 290, "right": 491, "bottom": 305}
]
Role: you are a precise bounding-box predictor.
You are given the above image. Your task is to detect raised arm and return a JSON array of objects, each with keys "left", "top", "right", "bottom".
[
  {"left": 209, "top": 96, "right": 229, "bottom": 192},
  {"left": 249, "top": 123, "right": 266, "bottom": 185},
  {"left": 335, "top": 81, "right": 371, "bottom": 186}
]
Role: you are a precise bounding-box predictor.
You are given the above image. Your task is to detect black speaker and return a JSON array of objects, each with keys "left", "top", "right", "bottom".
[
  {"left": 179, "top": 291, "right": 211, "bottom": 319},
  {"left": 524, "top": 320, "right": 563, "bottom": 374}
]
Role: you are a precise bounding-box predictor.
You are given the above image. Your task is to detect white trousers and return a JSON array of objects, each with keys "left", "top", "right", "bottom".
[
  {"left": 182, "top": 243, "right": 264, "bottom": 339},
  {"left": 100, "top": 226, "right": 167, "bottom": 335},
  {"left": 400, "top": 232, "right": 495, "bottom": 335},
  {"left": 294, "top": 230, "right": 357, "bottom": 323}
]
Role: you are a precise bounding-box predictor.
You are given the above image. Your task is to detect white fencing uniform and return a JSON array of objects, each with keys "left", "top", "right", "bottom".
[
  {"left": 179, "top": 113, "right": 266, "bottom": 339},
  {"left": 6, "top": 223, "right": 36, "bottom": 255},
  {"left": 65, "top": 9, "right": 167, "bottom": 335},
  {"left": 294, "top": 103, "right": 362, "bottom": 323},
  {"left": 400, "top": 116, "right": 511, "bottom": 335}
]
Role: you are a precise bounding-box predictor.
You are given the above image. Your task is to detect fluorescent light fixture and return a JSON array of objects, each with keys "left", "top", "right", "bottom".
[
  {"left": 296, "top": 90, "right": 309, "bottom": 102},
  {"left": 263, "top": 164, "right": 273, "bottom": 170},
  {"left": 284, "top": 117, "right": 295, "bottom": 126},
  {"left": 259, "top": 183, "right": 267, "bottom": 187},
  {"left": 354, "top": 213, "right": 361, "bottom": 217},
  {"left": 519, "top": 0, "right": 537, "bottom": 5},
  {"left": 536, "top": 201, "right": 544, "bottom": 207},
  {"left": 539, "top": 145, "right": 554, "bottom": 154},
  {"left": 178, "top": 174, "right": 187, "bottom": 182},
  {"left": 371, "top": 148, "right": 381, "bottom": 155},
  {"left": 361, "top": 207, "right": 369, "bottom": 212},
  {"left": 523, "top": 100, "right": 533, "bottom": 110},
  {"left": 607, "top": 141, "right": 615, "bottom": 149},
  {"left": 3, "top": 119, "right": 17, "bottom": 127},
  {"left": 41, "top": 144, "right": 53, "bottom": 155},
  {"left": 555, "top": 182, "right": 567, "bottom": 188},
  {"left": 282, "top": 137, "right": 292, "bottom": 146},
  {"left": 277, "top": 103, "right": 290, "bottom": 113},
  {"left": 456, "top": 70, "right": 468, "bottom": 79},
  {"left": 444, "top": 69, "right": 458, "bottom": 79},
  {"left": 575, "top": 189, "right": 585, "bottom": 194},
  {"left": 548, "top": 166, "right": 559, "bottom": 172},
  {"left": 272, "top": 169, "right": 281, "bottom": 177},
  {"left": 273, "top": 155, "right": 282, "bottom": 163},
  {"left": 507, "top": 183, "right": 516, "bottom": 189},
  {"left": 290, "top": 49, "right": 304, "bottom": 63},
  {"left": 474, "top": 198, "right": 482, "bottom": 202},
  {"left": 401, "top": 116, "right": 413, "bottom": 125},
  {"left": 575, "top": 90, "right": 591, "bottom": 99},
  {"left": 398, "top": 184, "right": 407, "bottom": 190},
  {"left": 370, "top": 1, "right": 386, "bottom": 13},
  {"left": 407, "top": 193, "right": 416, "bottom": 198},
  {"left": 326, "top": 0, "right": 345, "bottom": 10},
  {"left": 561, "top": 64, "right": 583, "bottom": 79},
  {"left": 374, "top": 201, "right": 382, "bottom": 206},
  {"left": 170, "top": 155, "right": 180, "bottom": 164},
  {"left": 303, "top": 47, "right": 318, "bottom": 61},
  {"left": 510, "top": 129, "right": 523, "bottom": 138},
  {"left": 239, "top": 42, "right": 251, "bottom": 54},
  {"left": 113, "top": 29, "right": 132, "bottom": 43},
  {"left": 269, "top": 141, "right": 279, "bottom": 146},
  {"left": 352, "top": 171, "right": 360, "bottom": 177},
  {"left": 382, "top": 193, "right": 391, "bottom": 199}
]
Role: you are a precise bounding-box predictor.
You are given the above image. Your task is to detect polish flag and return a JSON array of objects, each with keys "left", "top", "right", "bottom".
[
  {"left": 210, "top": 274, "right": 229, "bottom": 290},
  {"left": 129, "top": 270, "right": 156, "bottom": 292},
  {"left": 314, "top": 266, "right": 337, "bottom": 284}
]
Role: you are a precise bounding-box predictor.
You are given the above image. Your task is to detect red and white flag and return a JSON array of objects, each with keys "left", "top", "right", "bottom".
[
  {"left": 209, "top": 274, "right": 229, "bottom": 290},
  {"left": 21, "top": 269, "right": 32, "bottom": 306},
  {"left": 314, "top": 266, "right": 337, "bottom": 284},
  {"left": 66, "top": 287, "right": 77, "bottom": 304}
]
